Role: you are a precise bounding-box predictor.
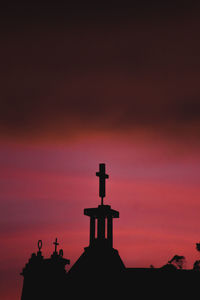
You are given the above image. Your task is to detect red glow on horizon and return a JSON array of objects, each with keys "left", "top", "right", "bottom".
[{"left": 0, "top": 134, "right": 200, "bottom": 299}]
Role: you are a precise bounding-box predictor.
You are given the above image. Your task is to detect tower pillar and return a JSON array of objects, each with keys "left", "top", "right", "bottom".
[
  {"left": 90, "top": 217, "right": 95, "bottom": 245},
  {"left": 97, "top": 216, "right": 105, "bottom": 240},
  {"left": 107, "top": 216, "right": 113, "bottom": 248}
]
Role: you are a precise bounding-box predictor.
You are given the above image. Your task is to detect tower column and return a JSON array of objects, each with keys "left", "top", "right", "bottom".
[
  {"left": 97, "top": 217, "right": 105, "bottom": 240},
  {"left": 107, "top": 217, "right": 113, "bottom": 248},
  {"left": 90, "top": 217, "right": 95, "bottom": 245}
]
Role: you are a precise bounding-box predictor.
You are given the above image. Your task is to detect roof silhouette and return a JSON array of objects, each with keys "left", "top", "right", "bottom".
[{"left": 20, "top": 163, "right": 200, "bottom": 300}]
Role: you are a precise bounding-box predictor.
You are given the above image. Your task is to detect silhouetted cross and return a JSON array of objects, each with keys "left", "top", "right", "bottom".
[
  {"left": 53, "top": 238, "right": 59, "bottom": 253},
  {"left": 96, "top": 163, "right": 109, "bottom": 205}
]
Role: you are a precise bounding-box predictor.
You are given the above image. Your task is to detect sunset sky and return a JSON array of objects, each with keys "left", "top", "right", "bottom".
[{"left": 1, "top": 2, "right": 200, "bottom": 299}]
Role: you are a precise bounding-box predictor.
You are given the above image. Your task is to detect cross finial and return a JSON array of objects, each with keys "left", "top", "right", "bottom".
[
  {"left": 53, "top": 238, "right": 59, "bottom": 253},
  {"left": 96, "top": 163, "right": 109, "bottom": 205},
  {"left": 37, "top": 240, "right": 42, "bottom": 252}
]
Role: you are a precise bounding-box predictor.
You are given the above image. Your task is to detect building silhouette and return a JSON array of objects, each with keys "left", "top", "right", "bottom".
[{"left": 20, "top": 164, "right": 200, "bottom": 299}]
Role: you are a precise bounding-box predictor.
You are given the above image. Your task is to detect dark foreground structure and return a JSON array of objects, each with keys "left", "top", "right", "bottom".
[{"left": 21, "top": 164, "right": 200, "bottom": 299}]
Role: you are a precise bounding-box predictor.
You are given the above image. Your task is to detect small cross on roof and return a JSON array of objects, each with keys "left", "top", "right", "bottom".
[{"left": 53, "top": 238, "right": 59, "bottom": 253}]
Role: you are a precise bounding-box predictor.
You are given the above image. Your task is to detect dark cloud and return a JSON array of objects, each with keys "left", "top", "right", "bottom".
[{"left": 1, "top": 3, "right": 200, "bottom": 140}]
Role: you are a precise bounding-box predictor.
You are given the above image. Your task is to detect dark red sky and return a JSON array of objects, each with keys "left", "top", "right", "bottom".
[{"left": 1, "top": 3, "right": 200, "bottom": 299}]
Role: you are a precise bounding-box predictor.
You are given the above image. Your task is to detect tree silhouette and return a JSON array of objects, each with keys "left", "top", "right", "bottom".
[
  {"left": 196, "top": 242, "right": 200, "bottom": 252},
  {"left": 168, "top": 255, "right": 185, "bottom": 269},
  {"left": 193, "top": 260, "right": 200, "bottom": 271}
]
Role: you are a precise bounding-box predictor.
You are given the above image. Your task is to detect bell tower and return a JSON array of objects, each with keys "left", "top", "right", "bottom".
[
  {"left": 69, "top": 163, "right": 125, "bottom": 277},
  {"left": 84, "top": 163, "right": 119, "bottom": 249}
]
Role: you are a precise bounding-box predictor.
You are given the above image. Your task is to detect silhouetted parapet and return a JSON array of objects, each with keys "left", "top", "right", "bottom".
[
  {"left": 47, "top": 238, "right": 70, "bottom": 273},
  {"left": 21, "top": 239, "right": 70, "bottom": 300},
  {"left": 21, "top": 240, "right": 43, "bottom": 276},
  {"left": 44, "top": 248, "right": 70, "bottom": 277},
  {"left": 21, "top": 250, "right": 44, "bottom": 277},
  {"left": 21, "top": 244, "right": 45, "bottom": 300}
]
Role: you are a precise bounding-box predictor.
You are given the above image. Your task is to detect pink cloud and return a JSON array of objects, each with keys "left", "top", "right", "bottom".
[{"left": 0, "top": 135, "right": 200, "bottom": 299}]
